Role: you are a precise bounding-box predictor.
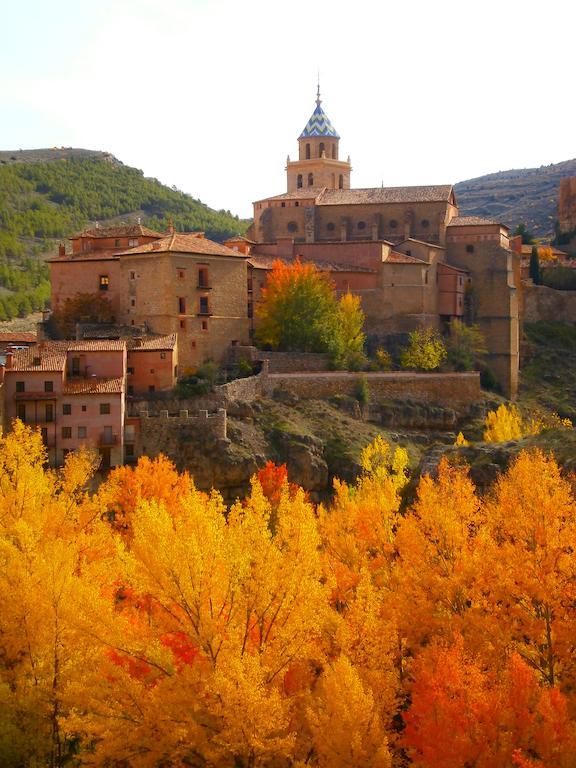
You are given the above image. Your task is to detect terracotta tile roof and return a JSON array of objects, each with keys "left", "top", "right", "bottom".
[
  {"left": 248, "top": 255, "right": 376, "bottom": 273},
  {"left": 0, "top": 332, "right": 37, "bottom": 343},
  {"left": 255, "top": 188, "right": 325, "bottom": 203},
  {"left": 48, "top": 249, "right": 121, "bottom": 263},
  {"left": 318, "top": 186, "right": 454, "bottom": 205},
  {"left": 225, "top": 235, "right": 257, "bottom": 244},
  {"left": 64, "top": 377, "right": 124, "bottom": 395},
  {"left": 68, "top": 340, "right": 126, "bottom": 352},
  {"left": 127, "top": 334, "right": 177, "bottom": 351},
  {"left": 116, "top": 233, "right": 248, "bottom": 258},
  {"left": 8, "top": 343, "right": 68, "bottom": 372},
  {"left": 386, "top": 251, "right": 428, "bottom": 264},
  {"left": 447, "top": 216, "right": 503, "bottom": 227},
  {"left": 438, "top": 262, "right": 469, "bottom": 274},
  {"left": 70, "top": 224, "right": 164, "bottom": 239},
  {"left": 398, "top": 238, "right": 446, "bottom": 251}
]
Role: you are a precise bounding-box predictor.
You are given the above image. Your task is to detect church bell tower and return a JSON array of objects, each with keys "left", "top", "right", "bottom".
[{"left": 286, "top": 86, "right": 352, "bottom": 193}]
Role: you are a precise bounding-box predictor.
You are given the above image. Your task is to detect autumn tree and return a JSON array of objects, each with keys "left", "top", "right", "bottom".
[
  {"left": 400, "top": 327, "right": 447, "bottom": 371},
  {"left": 332, "top": 291, "right": 367, "bottom": 370}
]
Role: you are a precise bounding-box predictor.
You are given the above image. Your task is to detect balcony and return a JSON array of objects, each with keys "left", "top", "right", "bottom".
[
  {"left": 99, "top": 433, "right": 119, "bottom": 447},
  {"left": 197, "top": 283, "right": 212, "bottom": 290}
]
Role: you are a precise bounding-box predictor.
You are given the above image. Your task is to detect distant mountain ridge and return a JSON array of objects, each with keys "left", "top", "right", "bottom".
[
  {"left": 0, "top": 148, "right": 120, "bottom": 165},
  {"left": 455, "top": 158, "right": 576, "bottom": 238}
]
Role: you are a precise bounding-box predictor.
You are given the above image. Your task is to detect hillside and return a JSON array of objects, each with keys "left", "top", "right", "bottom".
[
  {"left": 455, "top": 158, "right": 576, "bottom": 238},
  {"left": 0, "top": 148, "right": 250, "bottom": 319}
]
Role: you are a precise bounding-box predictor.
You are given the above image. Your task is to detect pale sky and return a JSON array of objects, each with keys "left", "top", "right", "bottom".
[{"left": 1, "top": 0, "right": 574, "bottom": 219}]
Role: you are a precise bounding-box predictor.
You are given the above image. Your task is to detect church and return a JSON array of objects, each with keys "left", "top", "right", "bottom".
[{"left": 235, "top": 89, "right": 520, "bottom": 396}]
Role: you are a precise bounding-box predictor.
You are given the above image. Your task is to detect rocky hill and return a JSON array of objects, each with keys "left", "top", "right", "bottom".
[{"left": 455, "top": 158, "right": 576, "bottom": 239}]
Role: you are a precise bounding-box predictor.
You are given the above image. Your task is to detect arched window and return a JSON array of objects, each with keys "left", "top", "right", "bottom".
[
  {"left": 297, "top": 174, "right": 303, "bottom": 189},
  {"left": 332, "top": 145, "right": 336, "bottom": 159},
  {"left": 319, "top": 142, "right": 325, "bottom": 157},
  {"left": 338, "top": 174, "right": 344, "bottom": 189},
  {"left": 287, "top": 221, "right": 298, "bottom": 233},
  {"left": 306, "top": 143, "right": 311, "bottom": 159},
  {"left": 308, "top": 173, "right": 314, "bottom": 187}
]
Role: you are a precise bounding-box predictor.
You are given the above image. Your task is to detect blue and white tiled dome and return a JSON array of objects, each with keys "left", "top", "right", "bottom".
[{"left": 299, "top": 97, "right": 340, "bottom": 140}]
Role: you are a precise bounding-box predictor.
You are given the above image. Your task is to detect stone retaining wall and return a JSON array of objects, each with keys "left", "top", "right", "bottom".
[
  {"left": 523, "top": 283, "right": 576, "bottom": 324},
  {"left": 227, "top": 345, "right": 330, "bottom": 373},
  {"left": 264, "top": 371, "right": 481, "bottom": 414},
  {"left": 138, "top": 408, "right": 228, "bottom": 458}
]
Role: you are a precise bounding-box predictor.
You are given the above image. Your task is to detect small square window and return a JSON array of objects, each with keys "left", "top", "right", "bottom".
[
  {"left": 160, "top": 351, "right": 166, "bottom": 359},
  {"left": 62, "top": 403, "right": 71, "bottom": 415},
  {"left": 466, "top": 244, "right": 475, "bottom": 254},
  {"left": 78, "top": 426, "right": 87, "bottom": 439},
  {"left": 127, "top": 367, "right": 134, "bottom": 375},
  {"left": 62, "top": 427, "right": 72, "bottom": 439},
  {"left": 44, "top": 380, "right": 53, "bottom": 393},
  {"left": 150, "top": 368, "right": 155, "bottom": 374},
  {"left": 100, "top": 403, "right": 111, "bottom": 415},
  {"left": 131, "top": 299, "right": 136, "bottom": 307},
  {"left": 16, "top": 381, "right": 25, "bottom": 392},
  {"left": 81, "top": 405, "right": 87, "bottom": 412},
  {"left": 99, "top": 275, "right": 109, "bottom": 291},
  {"left": 178, "top": 269, "right": 185, "bottom": 279},
  {"left": 201, "top": 320, "right": 208, "bottom": 331}
]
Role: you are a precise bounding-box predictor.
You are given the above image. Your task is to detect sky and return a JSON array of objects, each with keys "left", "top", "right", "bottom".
[{"left": 1, "top": 0, "right": 574, "bottom": 219}]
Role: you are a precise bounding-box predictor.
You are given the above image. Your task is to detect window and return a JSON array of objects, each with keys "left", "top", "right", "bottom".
[
  {"left": 125, "top": 444, "right": 135, "bottom": 457},
  {"left": 44, "top": 380, "right": 53, "bottom": 392},
  {"left": 421, "top": 219, "right": 430, "bottom": 229},
  {"left": 281, "top": 202, "right": 286, "bottom": 208},
  {"left": 81, "top": 405, "right": 87, "bottom": 412},
  {"left": 327, "top": 222, "right": 335, "bottom": 232},
  {"left": 160, "top": 352, "right": 166, "bottom": 359},
  {"left": 179, "top": 319, "right": 186, "bottom": 329},
  {"left": 131, "top": 299, "right": 135, "bottom": 307},
  {"left": 115, "top": 239, "right": 120, "bottom": 247},
  {"left": 99, "top": 275, "right": 109, "bottom": 291},
  {"left": 78, "top": 426, "right": 87, "bottom": 439},
  {"left": 308, "top": 173, "right": 314, "bottom": 187},
  {"left": 466, "top": 244, "right": 475, "bottom": 253},
  {"left": 130, "top": 271, "right": 136, "bottom": 280},
  {"left": 305, "top": 143, "right": 310, "bottom": 159},
  {"left": 148, "top": 385, "right": 155, "bottom": 393},
  {"left": 71, "top": 357, "right": 80, "bottom": 376},
  {"left": 62, "top": 427, "right": 72, "bottom": 439},
  {"left": 319, "top": 142, "right": 325, "bottom": 157},
  {"left": 199, "top": 296, "right": 210, "bottom": 315},
  {"left": 128, "top": 238, "right": 139, "bottom": 247},
  {"left": 17, "top": 404, "right": 25, "bottom": 421},
  {"left": 339, "top": 174, "right": 344, "bottom": 189},
  {"left": 16, "top": 381, "right": 25, "bottom": 392},
  {"left": 178, "top": 269, "right": 185, "bottom": 279},
  {"left": 100, "top": 403, "right": 111, "bottom": 415},
  {"left": 295, "top": 201, "right": 299, "bottom": 207},
  {"left": 201, "top": 320, "right": 208, "bottom": 331},
  {"left": 332, "top": 145, "right": 336, "bottom": 159},
  {"left": 198, "top": 267, "right": 209, "bottom": 288},
  {"left": 178, "top": 297, "right": 186, "bottom": 314},
  {"left": 297, "top": 174, "right": 303, "bottom": 189},
  {"left": 150, "top": 368, "right": 155, "bottom": 374},
  {"left": 62, "top": 403, "right": 71, "bottom": 415},
  {"left": 389, "top": 219, "right": 398, "bottom": 229},
  {"left": 287, "top": 221, "right": 298, "bottom": 233},
  {"left": 357, "top": 221, "right": 366, "bottom": 230},
  {"left": 191, "top": 340, "right": 196, "bottom": 348}
]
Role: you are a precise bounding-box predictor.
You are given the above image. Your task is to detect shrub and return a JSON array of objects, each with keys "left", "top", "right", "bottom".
[
  {"left": 374, "top": 348, "right": 393, "bottom": 371},
  {"left": 400, "top": 328, "right": 447, "bottom": 371},
  {"left": 355, "top": 375, "right": 370, "bottom": 408},
  {"left": 446, "top": 320, "right": 487, "bottom": 372}
]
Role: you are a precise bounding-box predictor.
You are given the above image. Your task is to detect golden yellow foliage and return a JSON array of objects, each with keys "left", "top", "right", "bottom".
[{"left": 484, "top": 403, "right": 573, "bottom": 443}]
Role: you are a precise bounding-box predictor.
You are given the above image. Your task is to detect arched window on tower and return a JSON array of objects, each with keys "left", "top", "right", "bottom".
[
  {"left": 297, "top": 174, "right": 303, "bottom": 189},
  {"left": 308, "top": 173, "right": 314, "bottom": 187},
  {"left": 306, "top": 143, "right": 311, "bottom": 159},
  {"left": 319, "top": 142, "right": 325, "bottom": 158},
  {"left": 332, "top": 145, "right": 336, "bottom": 159},
  {"left": 338, "top": 174, "right": 344, "bottom": 189}
]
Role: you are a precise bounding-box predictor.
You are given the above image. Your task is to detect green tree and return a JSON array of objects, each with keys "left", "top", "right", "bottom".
[
  {"left": 529, "top": 246, "right": 541, "bottom": 284},
  {"left": 400, "top": 327, "right": 447, "bottom": 371},
  {"left": 446, "top": 320, "right": 487, "bottom": 371},
  {"left": 256, "top": 259, "right": 341, "bottom": 355},
  {"left": 513, "top": 223, "right": 535, "bottom": 245},
  {"left": 332, "top": 292, "right": 367, "bottom": 370}
]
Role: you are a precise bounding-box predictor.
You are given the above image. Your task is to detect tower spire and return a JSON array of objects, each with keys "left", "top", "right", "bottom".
[{"left": 316, "top": 72, "right": 321, "bottom": 106}]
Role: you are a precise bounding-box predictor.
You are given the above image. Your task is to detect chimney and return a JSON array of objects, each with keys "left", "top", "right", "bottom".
[
  {"left": 5, "top": 351, "right": 13, "bottom": 369},
  {"left": 167, "top": 217, "right": 174, "bottom": 235},
  {"left": 58, "top": 242, "right": 65, "bottom": 257}
]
